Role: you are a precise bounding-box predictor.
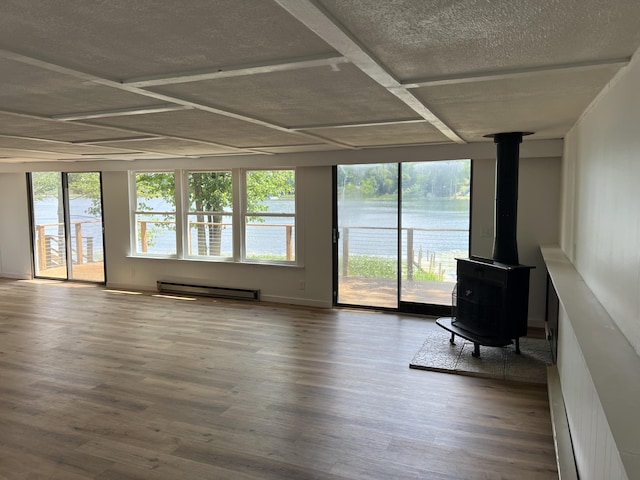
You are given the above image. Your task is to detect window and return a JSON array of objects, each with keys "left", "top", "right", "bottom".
[
  {"left": 186, "top": 171, "right": 233, "bottom": 259},
  {"left": 130, "top": 169, "right": 297, "bottom": 265},
  {"left": 244, "top": 169, "right": 296, "bottom": 262},
  {"left": 133, "top": 172, "right": 176, "bottom": 256}
]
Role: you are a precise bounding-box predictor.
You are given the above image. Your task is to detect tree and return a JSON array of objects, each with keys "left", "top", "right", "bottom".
[
  {"left": 338, "top": 161, "right": 470, "bottom": 200},
  {"left": 31, "top": 172, "right": 66, "bottom": 240},
  {"left": 31, "top": 172, "right": 61, "bottom": 200},
  {"left": 189, "top": 171, "right": 232, "bottom": 256}
]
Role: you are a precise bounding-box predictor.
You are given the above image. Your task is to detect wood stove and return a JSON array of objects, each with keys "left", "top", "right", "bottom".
[{"left": 437, "top": 132, "right": 534, "bottom": 357}]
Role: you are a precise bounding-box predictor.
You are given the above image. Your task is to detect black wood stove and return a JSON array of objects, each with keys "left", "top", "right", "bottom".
[{"left": 437, "top": 132, "right": 534, "bottom": 357}]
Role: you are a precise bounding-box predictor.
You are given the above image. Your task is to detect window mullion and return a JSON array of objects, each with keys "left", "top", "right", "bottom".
[
  {"left": 129, "top": 171, "right": 138, "bottom": 255},
  {"left": 174, "top": 170, "right": 185, "bottom": 259},
  {"left": 234, "top": 168, "right": 244, "bottom": 262}
]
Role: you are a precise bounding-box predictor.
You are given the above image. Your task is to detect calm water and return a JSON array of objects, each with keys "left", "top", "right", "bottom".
[
  {"left": 33, "top": 197, "right": 104, "bottom": 258},
  {"left": 34, "top": 197, "right": 469, "bottom": 273},
  {"left": 338, "top": 197, "right": 469, "bottom": 279}
]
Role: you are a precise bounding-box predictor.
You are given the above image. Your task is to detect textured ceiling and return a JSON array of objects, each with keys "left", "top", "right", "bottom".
[{"left": 0, "top": 0, "right": 639, "bottom": 163}]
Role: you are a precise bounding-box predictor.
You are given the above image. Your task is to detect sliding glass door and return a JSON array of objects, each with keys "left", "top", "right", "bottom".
[
  {"left": 336, "top": 164, "right": 399, "bottom": 308},
  {"left": 399, "top": 161, "right": 470, "bottom": 313},
  {"left": 30, "top": 172, "right": 105, "bottom": 283},
  {"left": 334, "top": 160, "right": 470, "bottom": 315},
  {"left": 31, "top": 173, "right": 68, "bottom": 279}
]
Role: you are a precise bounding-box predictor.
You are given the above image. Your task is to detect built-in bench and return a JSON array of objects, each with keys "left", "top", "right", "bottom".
[{"left": 542, "top": 245, "right": 640, "bottom": 480}]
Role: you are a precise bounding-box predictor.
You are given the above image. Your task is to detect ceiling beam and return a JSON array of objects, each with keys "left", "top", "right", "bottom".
[
  {"left": 124, "top": 54, "right": 350, "bottom": 88},
  {"left": 0, "top": 133, "right": 75, "bottom": 144},
  {"left": 403, "top": 57, "right": 631, "bottom": 88},
  {"left": 52, "top": 104, "right": 192, "bottom": 121},
  {"left": 273, "top": 0, "right": 465, "bottom": 144},
  {"left": 74, "top": 136, "right": 175, "bottom": 145},
  {"left": 291, "top": 118, "right": 426, "bottom": 131}
]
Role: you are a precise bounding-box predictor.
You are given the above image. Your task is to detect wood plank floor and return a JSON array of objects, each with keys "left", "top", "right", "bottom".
[{"left": 0, "top": 279, "right": 558, "bottom": 479}]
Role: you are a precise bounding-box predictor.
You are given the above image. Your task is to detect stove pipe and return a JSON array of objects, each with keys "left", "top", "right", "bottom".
[{"left": 484, "top": 132, "right": 532, "bottom": 265}]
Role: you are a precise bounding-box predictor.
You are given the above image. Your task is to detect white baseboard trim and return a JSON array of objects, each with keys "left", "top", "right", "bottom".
[
  {"left": 0, "top": 273, "right": 32, "bottom": 280},
  {"left": 547, "top": 365, "right": 578, "bottom": 480}
]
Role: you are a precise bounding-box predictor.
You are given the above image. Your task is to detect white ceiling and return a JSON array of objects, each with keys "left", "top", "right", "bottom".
[{"left": 0, "top": 0, "right": 639, "bottom": 164}]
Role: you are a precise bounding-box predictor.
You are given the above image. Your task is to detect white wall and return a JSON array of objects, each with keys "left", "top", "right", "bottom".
[
  {"left": 0, "top": 173, "right": 32, "bottom": 279},
  {"left": 557, "top": 309, "right": 628, "bottom": 480},
  {"left": 0, "top": 140, "right": 561, "bottom": 316},
  {"left": 563, "top": 54, "right": 640, "bottom": 354},
  {"left": 557, "top": 52, "right": 640, "bottom": 479}
]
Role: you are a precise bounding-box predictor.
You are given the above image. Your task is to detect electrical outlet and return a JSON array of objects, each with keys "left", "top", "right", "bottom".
[{"left": 299, "top": 280, "right": 305, "bottom": 290}]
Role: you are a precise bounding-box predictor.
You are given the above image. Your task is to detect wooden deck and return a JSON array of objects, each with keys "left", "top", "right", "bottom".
[
  {"left": 338, "top": 276, "right": 454, "bottom": 308},
  {"left": 0, "top": 279, "right": 557, "bottom": 479},
  {"left": 36, "top": 261, "right": 105, "bottom": 282}
]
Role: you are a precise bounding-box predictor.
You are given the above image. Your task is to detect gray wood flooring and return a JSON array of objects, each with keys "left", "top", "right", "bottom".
[{"left": 0, "top": 279, "right": 557, "bottom": 479}]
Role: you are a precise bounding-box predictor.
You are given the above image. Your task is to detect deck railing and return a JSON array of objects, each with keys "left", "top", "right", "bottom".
[
  {"left": 138, "top": 220, "right": 295, "bottom": 260},
  {"left": 136, "top": 220, "right": 466, "bottom": 275},
  {"left": 339, "top": 225, "right": 469, "bottom": 280},
  {"left": 34, "top": 221, "right": 100, "bottom": 271}
]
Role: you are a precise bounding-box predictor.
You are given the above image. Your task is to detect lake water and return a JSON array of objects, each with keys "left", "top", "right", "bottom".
[
  {"left": 33, "top": 197, "right": 105, "bottom": 260},
  {"left": 34, "top": 197, "right": 469, "bottom": 273},
  {"left": 338, "top": 197, "right": 469, "bottom": 278}
]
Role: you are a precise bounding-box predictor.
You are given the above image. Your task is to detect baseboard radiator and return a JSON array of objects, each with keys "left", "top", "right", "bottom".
[{"left": 157, "top": 281, "right": 260, "bottom": 301}]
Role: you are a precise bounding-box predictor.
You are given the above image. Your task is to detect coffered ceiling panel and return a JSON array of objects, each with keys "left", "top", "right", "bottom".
[
  {"left": 0, "top": 0, "right": 336, "bottom": 79},
  {"left": 149, "top": 64, "right": 420, "bottom": 128},
  {"left": 0, "top": 112, "right": 150, "bottom": 143},
  {"left": 318, "top": 0, "right": 640, "bottom": 82},
  {"left": 257, "top": 144, "right": 345, "bottom": 154},
  {"left": 84, "top": 109, "right": 316, "bottom": 148},
  {"left": 305, "top": 122, "right": 451, "bottom": 147},
  {"left": 0, "top": 57, "right": 166, "bottom": 117},
  {"left": 413, "top": 64, "right": 622, "bottom": 142},
  {"left": 97, "top": 138, "right": 241, "bottom": 157},
  {"left": 0, "top": 148, "right": 79, "bottom": 161},
  {"left": 0, "top": 137, "right": 138, "bottom": 156}
]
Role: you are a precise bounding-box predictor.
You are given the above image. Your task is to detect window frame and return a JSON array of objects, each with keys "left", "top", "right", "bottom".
[
  {"left": 130, "top": 171, "right": 179, "bottom": 258},
  {"left": 130, "top": 168, "right": 299, "bottom": 266},
  {"left": 182, "top": 170, "right": 235, "bottom": 261},
  {"left": 241, "top": 168, "right": 297, "bottom": 265}
]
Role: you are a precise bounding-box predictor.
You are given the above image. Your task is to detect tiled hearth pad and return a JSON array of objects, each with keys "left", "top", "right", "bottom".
[{"left": 410, "top": 329, "right": 552, "bottom": 384}]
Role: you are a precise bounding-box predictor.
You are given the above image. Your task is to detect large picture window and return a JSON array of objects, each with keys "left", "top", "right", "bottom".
[{"left": 131, "top": 169, "right": 297, "bottom": 265}]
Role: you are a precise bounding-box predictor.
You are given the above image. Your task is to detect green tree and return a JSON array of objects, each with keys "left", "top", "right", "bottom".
[
  {"left": 32, "top": 172, "right": 102, "bottom": 211},
  {"left": 189, "top": 172, "right": 232, "bottom": 256},
  {"left": 31, "top": 172, "right": 60, "bottom": 200},
  {"left": 31, "top": 172, "right": 65, "bottom": 239}
]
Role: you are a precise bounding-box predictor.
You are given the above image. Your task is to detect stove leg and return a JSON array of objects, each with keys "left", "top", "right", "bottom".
[
  {"left": 449, "top": 332, "right": 456, "bottom": 344},
  {"left": 515, "top": 337, "right": 521, "bottom": 354},
  {"left": 472, "top": 343, "right": 480, "bottom": 357}
]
